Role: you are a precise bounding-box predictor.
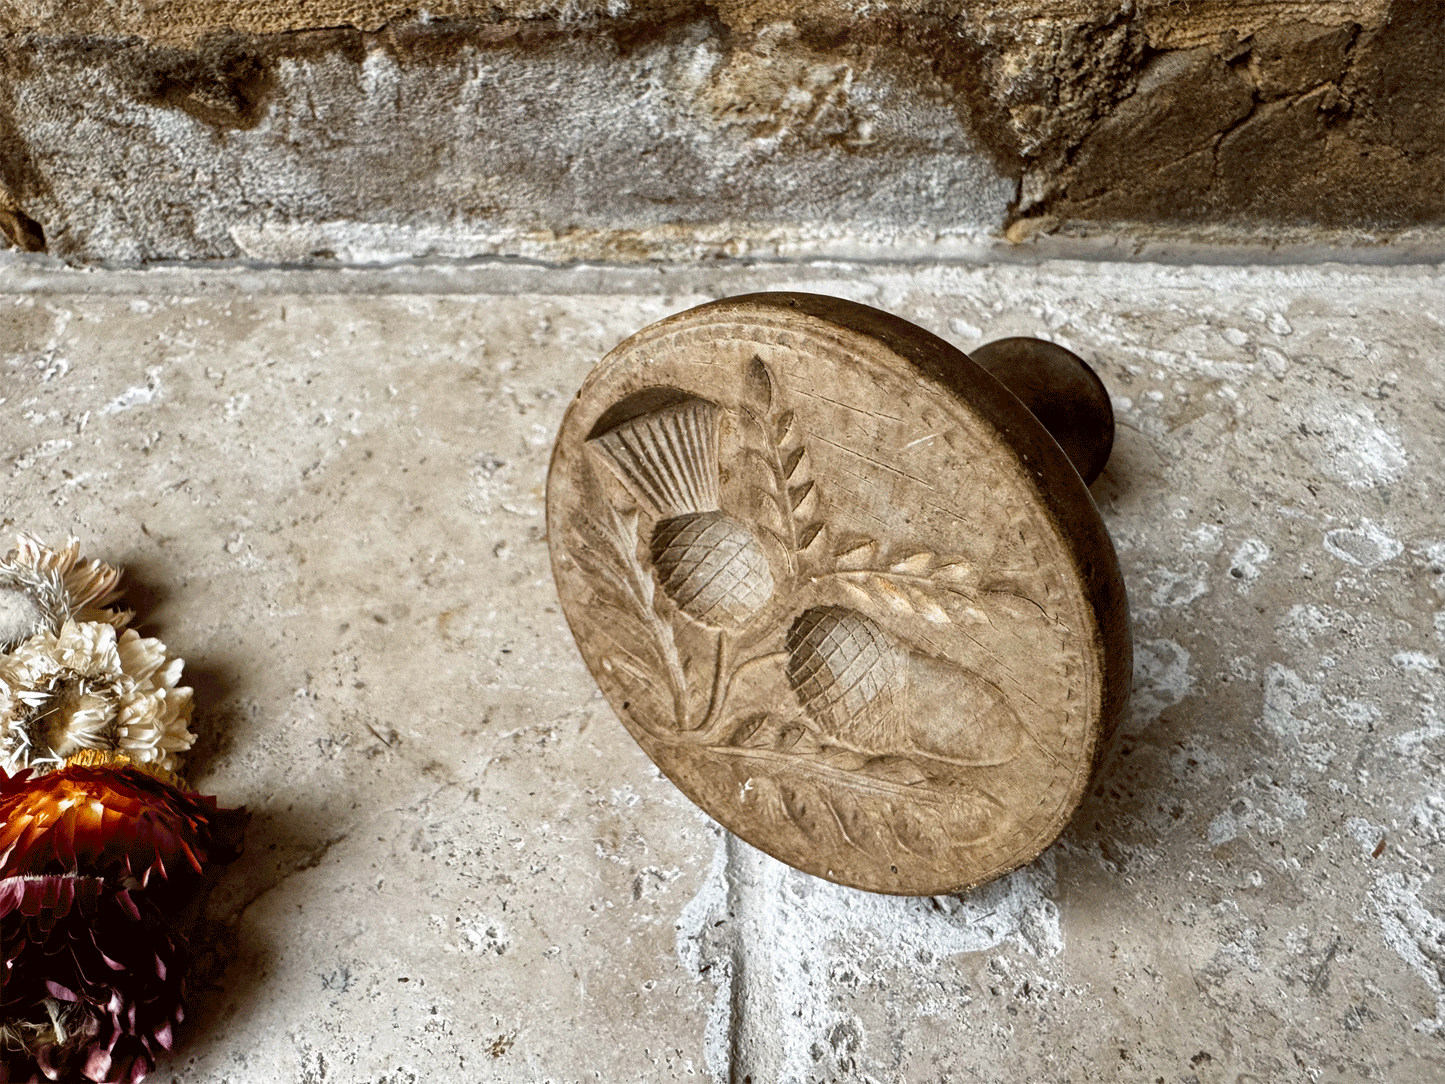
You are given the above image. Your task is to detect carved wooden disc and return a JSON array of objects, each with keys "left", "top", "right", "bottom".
[{"left": 546, "top": 294, "right": 1131, "bottom": 895}]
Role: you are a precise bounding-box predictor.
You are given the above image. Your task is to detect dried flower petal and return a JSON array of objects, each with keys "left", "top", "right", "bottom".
[
  {"left": 1, "top": 873, "right": 185, "bottom": 1083},
  {"left": 0, "top": 537, "right": 130, "bottom": 654},
  {"left": 0, "top": 765, "right": 247, "bottom": 895},
  {"left": 0, "top": 622, "right": 195, "bottom": 774}
]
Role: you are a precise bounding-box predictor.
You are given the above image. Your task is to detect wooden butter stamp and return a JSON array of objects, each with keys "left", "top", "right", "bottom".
[{"left": 547, "top": 293, "right": 1131, "bottom": 895}]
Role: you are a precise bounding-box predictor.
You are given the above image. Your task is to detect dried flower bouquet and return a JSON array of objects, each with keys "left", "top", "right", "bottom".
[{"left": 0, "top": 536, "right": 245, "bottom": 1083}]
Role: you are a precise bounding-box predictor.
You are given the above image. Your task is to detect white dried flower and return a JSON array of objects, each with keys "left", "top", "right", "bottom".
[
  {"left": 0, "top": 535, "right": 132, "bottom": 653},
  {"left": 0, "top": 620, "right": 195, "bottom": 773}
]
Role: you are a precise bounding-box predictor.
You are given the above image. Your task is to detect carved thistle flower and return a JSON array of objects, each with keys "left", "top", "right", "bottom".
[
  {"left": 0, "top": 536, "right": 131, "bottom": 654},
  {"left": 0, "top": 622, "right": 196, "bottom": 774}
]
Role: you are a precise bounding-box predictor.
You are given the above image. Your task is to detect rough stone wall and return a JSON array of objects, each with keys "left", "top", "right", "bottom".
[{"left": 0, "top": 1, "right": 1439, "bottom": 262}]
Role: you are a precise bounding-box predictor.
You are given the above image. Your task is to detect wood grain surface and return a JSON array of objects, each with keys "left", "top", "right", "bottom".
[{"left": 547, "top": 293, "right": 1131, "bottom": 894}]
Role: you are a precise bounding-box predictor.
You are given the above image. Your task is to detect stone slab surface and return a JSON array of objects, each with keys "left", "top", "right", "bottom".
[{"left": 0, "top": 257, "right": 1442, "bottom": 1083}]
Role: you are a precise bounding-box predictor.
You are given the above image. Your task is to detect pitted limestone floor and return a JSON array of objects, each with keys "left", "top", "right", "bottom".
[{"left": 1, "top": 258, "right": 1441, "bottom": 1084}]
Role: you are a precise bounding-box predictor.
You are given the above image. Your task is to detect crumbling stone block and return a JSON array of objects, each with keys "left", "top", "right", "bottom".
[{"left": 0, "top": 1, "right": 1438, "bottom": 262}]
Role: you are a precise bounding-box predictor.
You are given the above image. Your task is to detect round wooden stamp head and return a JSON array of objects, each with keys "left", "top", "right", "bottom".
[{"left": 546, "top": 294, "right": 1131, "bottom": 895}]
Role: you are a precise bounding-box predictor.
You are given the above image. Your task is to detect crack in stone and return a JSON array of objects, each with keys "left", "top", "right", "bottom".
[{"left": 225, "top": 830, "right": 355, "bottom": 922}]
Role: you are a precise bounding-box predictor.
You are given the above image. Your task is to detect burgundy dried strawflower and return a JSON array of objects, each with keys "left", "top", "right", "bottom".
[
  {"left": 0, "top": 757, "right": 246, "bottom": 1082},
  {"left": 0, "top": 760, "right": 246, "bottom": 899},
  {"left": 1, "top": 873, "right": 185, "bottom": 1083}
]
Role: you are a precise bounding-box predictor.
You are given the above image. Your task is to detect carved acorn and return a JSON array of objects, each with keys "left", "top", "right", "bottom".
[
  {"left": 588, "top": 391, "right": 774, "bottom": 629},
  {"left": 784, "top": 605, "right": 907, "bottom": 752}
]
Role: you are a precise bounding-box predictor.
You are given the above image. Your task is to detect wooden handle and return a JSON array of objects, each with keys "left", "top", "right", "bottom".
[{"left": 968, "top": 337, "right": 1115, "bottom": 486}]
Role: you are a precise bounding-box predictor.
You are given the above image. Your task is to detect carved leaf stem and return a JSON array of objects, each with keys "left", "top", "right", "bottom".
[
  {"left": 739, "top": 357, "right": 825, "bottom": 576},
  {"left": 568, "top": 497, "right": 691, "bottom": 732}
]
